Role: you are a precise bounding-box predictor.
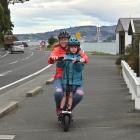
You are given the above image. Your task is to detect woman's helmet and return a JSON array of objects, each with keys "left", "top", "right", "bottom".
[
  {"left": 58, "top": 30, "right": 71, "bottom": 39},
  {"left": 68, "top": 38, "right": 80, "bottom": 46}
]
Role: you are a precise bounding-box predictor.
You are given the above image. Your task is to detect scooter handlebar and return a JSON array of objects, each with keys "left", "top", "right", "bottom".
[{"left": 58, "top": 57, "right": 86, "bottom": 63}]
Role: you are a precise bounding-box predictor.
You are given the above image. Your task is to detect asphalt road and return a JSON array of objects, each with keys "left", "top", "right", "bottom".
[
  {"left": 0, "top": 55, "right": 140, "bottom": 140},
  {"left": 0, "top": 47, "right": 50, "bottom": 93}
]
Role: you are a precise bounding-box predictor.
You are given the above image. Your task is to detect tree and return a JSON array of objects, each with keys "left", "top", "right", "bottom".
[
  {"left": 47, "top": 36, "right": 58, "bottom": 48},
  {"left": 0, "top": 0, "right": 29, "bottom": 34},
  {"left": 0, "top": 0, "right": 29, "bottom": 45},
  {"left": 8, "top": 0, "right": 29, "bottom": 4},
  {"left": 0, "top": 0, "right": 14, "bottom": 34},
  {"left": 0, "top": 4, "right": 5, "bottom": 43}
]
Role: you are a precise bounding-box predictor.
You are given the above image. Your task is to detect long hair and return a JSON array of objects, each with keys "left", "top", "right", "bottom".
[{"left": 52, "top": 42, "right": 59, "bottom": 49}]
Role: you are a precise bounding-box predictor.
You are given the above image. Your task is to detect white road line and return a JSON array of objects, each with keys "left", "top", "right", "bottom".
[
  {"left": 0, "top": 135, "right": 15, "bottom": 139},
  {"left": 22, "top": 52, "right": 34, "bottom": 61},
  {"left": 0, "top": 51, "right": 9, "bottom": 59},
  {"left": 25, "top": 57, "right": 29, "bottom": 60},
  {"left": 0, "top": 71, "right": 12, "bottom": 77},
  {"left": 9, "top": 61, "right": 18, "bottom": 65},
  {"left": 0, "top": 64, "right": 52, "bottom": 91},
  {"left": 30, "top": 52, "right": 34, "bottom": 57}
]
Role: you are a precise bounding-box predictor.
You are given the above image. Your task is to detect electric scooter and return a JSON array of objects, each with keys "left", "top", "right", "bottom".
[
  {"left": 61, "top": 87, "right": 73, "bottom": 132},
  {"left": 57, "top": 56, "right": 83, "bottom": 132},
  {"left": 57, "top": 57, "right": 73, "bottom": 132}
]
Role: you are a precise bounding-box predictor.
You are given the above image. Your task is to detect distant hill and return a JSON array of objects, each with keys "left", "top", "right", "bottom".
[{"left": 16, "top": 25, "right": 117, "bottom": 43}]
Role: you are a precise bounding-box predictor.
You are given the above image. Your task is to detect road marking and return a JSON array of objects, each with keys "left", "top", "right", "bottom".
[
  {"left": 0, "top": 64, "right": 52, "bottom": 91},
  {"left": 30, "top": 52, "right": 34, "bottom": 57},
  {"left": 0, "top": 51, "right": 9, "bottom": 59},
  {"left": 0, "top": 71, "right": 12, "bottom": 77},
  {"left": 9, "top": 61, "right": 18, "bottom": 65},
  {"left": 22, "top": 52, "right": 34, "bottom": 61},
  {"left": 25, "top": 57, "right": 29, "bottom": 60},
  {"left": 0, "top": 135, "right": 15, "bottom": 139}
]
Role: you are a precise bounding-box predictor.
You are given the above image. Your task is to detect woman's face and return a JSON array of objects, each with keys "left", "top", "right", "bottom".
[
  {"left": 59, "top": 38, "right": 69, "bottom": 48},
  {"left": 70, "top": 46, "right": 78, "bottom": 54}
]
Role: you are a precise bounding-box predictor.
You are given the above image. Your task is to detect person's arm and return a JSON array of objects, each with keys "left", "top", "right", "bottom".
[{"left": 79, "top": 50, "right": 89, "bottom": 63}]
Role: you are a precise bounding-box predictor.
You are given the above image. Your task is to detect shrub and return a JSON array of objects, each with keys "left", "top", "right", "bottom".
[
  {"left": 116, "top": 42, "right": 139, "bottom": 76},
  {"left": 115, "top": 55, "right": 127, "bottom": 65}
]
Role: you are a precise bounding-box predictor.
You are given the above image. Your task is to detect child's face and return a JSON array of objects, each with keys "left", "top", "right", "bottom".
[{"left": 70, "top": 46, "right": 78, "bottom": 54}]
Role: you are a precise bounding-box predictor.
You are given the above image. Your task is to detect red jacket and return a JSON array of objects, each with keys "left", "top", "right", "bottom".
[{"left": 48, "top": 44, "right": 89, "bottom": 78}]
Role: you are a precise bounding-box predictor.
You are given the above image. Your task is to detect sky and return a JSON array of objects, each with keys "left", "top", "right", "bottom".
[{"left": 9, "top": 0, "right": 140, "bottom": 34}]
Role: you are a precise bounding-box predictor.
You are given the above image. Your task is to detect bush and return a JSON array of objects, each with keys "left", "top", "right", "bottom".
[
  {"left": 125, "top": 44, "right": 139, "bottom": 75},
  {"left": 115, "top": 55, "right": 127, "bottom": 65},
  {"left": 116, "top": 43, "right": 139, "bottom": 76}
]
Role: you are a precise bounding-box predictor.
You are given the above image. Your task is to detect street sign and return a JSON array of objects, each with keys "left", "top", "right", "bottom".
[{"left": 75, "top": 32, "right": 81, "bottom": 40}]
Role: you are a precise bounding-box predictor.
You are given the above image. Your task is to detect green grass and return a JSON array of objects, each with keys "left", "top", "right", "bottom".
[
  {"left": 31, "top": 45, "right": 115, "bottom": 55},
  {"left": 45, "top": 47, "right": 52, "bottom": 51},
  {"left": 85, "top": 51, "right": 113, "bottom": 56}
]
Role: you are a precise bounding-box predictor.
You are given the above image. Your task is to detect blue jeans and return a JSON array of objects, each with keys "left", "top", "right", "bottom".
[{"left": 53, "top": 78, "right": 84, "bottom": 109}]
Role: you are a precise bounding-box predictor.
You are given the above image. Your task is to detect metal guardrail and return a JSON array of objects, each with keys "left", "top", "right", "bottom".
[{"left": 121, "top": 60, "right": 140, "bottom": 110}]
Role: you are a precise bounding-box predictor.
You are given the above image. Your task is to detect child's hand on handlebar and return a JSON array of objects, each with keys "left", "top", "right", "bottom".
[{"left": 72, "top": 58, "right": 77, "bottom": 63}]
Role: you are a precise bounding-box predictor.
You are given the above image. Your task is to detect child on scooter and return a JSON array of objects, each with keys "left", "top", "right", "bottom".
[{"left": 60, "top": 38, "right": 85, "bottom": 112}]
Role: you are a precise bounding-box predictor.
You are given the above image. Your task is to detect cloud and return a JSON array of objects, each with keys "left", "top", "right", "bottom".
[
  {"left": 71, "top": 0, "right": 140, "bottom": 22},
  {"left": 9, "top": 0, "right": 140, "bottom": 33}
]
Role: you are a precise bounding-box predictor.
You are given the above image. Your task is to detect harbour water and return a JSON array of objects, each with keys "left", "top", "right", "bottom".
[
  {"left": 81, "top": 42, "right": 117, "bottom": 55},
  {"left": 28, "top": 41, "right": 118, "bottom": 55}
]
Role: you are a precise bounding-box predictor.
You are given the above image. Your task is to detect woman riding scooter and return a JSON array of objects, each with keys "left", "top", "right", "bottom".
[{"left": 48, "top": 31, "right": 89, "bottom": 116}]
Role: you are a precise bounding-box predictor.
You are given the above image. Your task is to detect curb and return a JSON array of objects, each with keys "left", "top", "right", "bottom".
[
  {"left": 46, "top": 78, "right": 54, "bottom": 85},
  {"left": 0, "top": 101, "right": 18, "bottom": 118},
  {"left": 26, "top": 86, "right": 43, "bottom": 97}
]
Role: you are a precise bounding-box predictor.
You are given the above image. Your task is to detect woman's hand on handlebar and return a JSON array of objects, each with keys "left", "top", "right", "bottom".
[
  {"left": 50, "top": 56, "right": 59, "bottom": 61},
  {"left": 80, "top": 58, "right": 85, "bottom": 63}
]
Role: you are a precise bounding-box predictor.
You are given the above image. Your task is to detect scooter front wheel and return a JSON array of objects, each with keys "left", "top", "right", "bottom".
[{"left": 63, "top": 115, "right": 70, "bottom": 132}]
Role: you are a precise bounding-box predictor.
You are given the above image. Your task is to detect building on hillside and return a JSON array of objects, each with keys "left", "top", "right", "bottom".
[{"left": 115, "top": 18, "right": 140, "bottom": 54}]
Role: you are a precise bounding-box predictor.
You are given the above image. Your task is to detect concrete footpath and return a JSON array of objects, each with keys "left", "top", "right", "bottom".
[{"left": 0, "top": 55, "right": 140, "bottom": 140}]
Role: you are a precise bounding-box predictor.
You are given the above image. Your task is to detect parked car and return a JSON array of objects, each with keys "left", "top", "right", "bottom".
[
  {"left": 22, "top": 42, "right": 28, "bottom": 47},
  {"left": 10, "top": 41, "right": 24, "bottom": 54}
]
